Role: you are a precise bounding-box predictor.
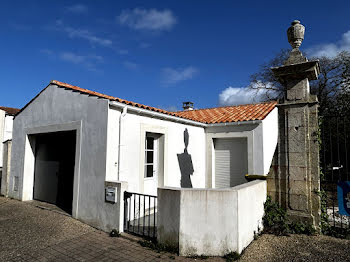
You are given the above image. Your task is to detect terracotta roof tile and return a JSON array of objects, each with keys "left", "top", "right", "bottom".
[
  {"left": 0, "top": 106, "right": 20, "bottom": 116},
  {"left": 175, "top": 102, "right": 277, "bottom": 124},
  {"left": 51, "top": 80, "right": 178, "bottom": 117},
  {"left": 50, "top": 80, "right": 276, "bottom": 124}
]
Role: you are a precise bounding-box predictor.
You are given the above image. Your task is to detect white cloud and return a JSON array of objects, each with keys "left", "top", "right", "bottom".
[
  {"left": 53, "top": 20, "right": 112, "bottom": 47},
  {"left": 219, "top": 81, "right": 277, "bottom": 106},
  {"left": 118, "top": 8, "right": 176, "bottom": 31},
  {"left": 40, "top": 49, "right": 54, "bottom": 56},
  {"left": 10, "top": 23, "right": 31, "bottom": 31},
  {"left": 40, "top": 49, "right": 103, "bottom": 71},
  {"left": 123, "top": 61, "right": 138, "bottom": 70},
  {"left": 162, "top": 66, "right": 198, "bottom": 86},
  {"left": 307, "top": 30, "right": 350, "bottom": 58},
  {"left": 118, "top": 49, "right": 129, "bottom": 55},
  {"left": 59, "top": 52, "right": 103, "bottom": 71},
  {"left": 139, "top": 42, "right": 151, "bottom": 48},
  {"left": 66, "top": 4, "right": 88, "bottom": 14},
  {"left": 160, "top": 105, "right": 178, "bottom": 112}
]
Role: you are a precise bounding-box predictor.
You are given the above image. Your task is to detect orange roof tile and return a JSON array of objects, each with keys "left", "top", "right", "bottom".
[
  {"left": 0, "top": 106, "right": 20, "bottom": 116},
  {"left": 51, "top": 80, "right": 276, "bottom": 124},
  {"left": 175, "top": 102, "right": 277, "bottom": 124},
  {"left": 51, "top": 80, "right": 179, "bottom": 117}
]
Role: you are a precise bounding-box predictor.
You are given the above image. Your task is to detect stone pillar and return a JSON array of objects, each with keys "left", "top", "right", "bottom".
[
  {"left": 1, "top": 140, "right": 12, "bottom": 197},
  {"left": 268, "top": 20, "right": 321, "bottom": 228}
]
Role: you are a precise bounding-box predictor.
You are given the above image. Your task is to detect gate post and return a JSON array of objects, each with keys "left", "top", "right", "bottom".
[
  {"left": 1, "top": 139, "right": 12, "bottom": 197},
  {"left": 268, "top": 20, "right": 321, "bottom": 228}
]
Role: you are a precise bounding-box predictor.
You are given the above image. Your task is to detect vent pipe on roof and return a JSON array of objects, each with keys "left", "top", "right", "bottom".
[{"left": 182, "top": 101, "right": 194, "bottom": 111}]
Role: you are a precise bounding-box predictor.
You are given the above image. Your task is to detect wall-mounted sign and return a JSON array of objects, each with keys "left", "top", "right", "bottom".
[{"left": 337, "top": 181, "right": 350, "bottom": 216}]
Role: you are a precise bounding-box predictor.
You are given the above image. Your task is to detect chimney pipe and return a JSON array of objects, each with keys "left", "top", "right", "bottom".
[{"left": 182, "top": 102, "right": 194, "bottom": 111}]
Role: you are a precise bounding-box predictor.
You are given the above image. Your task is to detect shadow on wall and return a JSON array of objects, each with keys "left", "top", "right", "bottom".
[{"left": 177, "top": 128, "right": 194, "bottom": 188}]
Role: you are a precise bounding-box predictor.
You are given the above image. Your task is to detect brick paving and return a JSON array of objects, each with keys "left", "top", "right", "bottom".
[
  {"left": 0, "top": 197, "right": 223, "bottom": 262},
  {"left": 8, "top": 231, "right": 190, "bottom": 262}
]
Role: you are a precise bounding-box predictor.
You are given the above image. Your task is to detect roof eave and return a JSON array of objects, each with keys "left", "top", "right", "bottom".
[{"left": 206, "top": 119, "right": 262, "bottom": 127}]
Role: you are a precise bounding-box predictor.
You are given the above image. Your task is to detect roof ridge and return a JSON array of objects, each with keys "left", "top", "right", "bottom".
[
  {"left": 172, "top": 100, "right": 277, "bottom": 113},
  {"left": 49, "top": 80, "right": 276, "bottom": 125}
]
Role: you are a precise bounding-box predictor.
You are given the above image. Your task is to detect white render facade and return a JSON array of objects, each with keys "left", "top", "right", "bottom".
[
  {"left": 6, "top": 82, "right": 278, "bottom": 232},
  {"left": 0, "top": 109, "right": 15, "bottom": 170}
]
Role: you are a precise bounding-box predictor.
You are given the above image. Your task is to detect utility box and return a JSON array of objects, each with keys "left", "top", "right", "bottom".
[{"left": 105, "top": 186, "right": 117, "bottom": 203}]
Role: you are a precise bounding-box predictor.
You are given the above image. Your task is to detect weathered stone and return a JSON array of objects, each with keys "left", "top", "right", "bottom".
[
  {"left": 287, "top": 20, "right": 305, "bottom": 49},
  {"left": 289, "top": 166, "right": 308, "bottom": 180},
  {"left": 288, "top": 152, "right": 307, "bottom": 167},
  {"left": 289, "top": 179, "right": 309, "bottom": 195},
  {"left": 269, "top": 20, "right": 321, "bottom": 228},
  {"left": 286, "top": 79, "right": 310, "bottom": 100},
  {"left": 289, "top": 194, "right": 308, "bottom": 212}
]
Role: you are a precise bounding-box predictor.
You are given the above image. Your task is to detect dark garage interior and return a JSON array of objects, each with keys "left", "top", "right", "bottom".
[{"left": 33, "top": 130, "right": 76, "bottom": 214}]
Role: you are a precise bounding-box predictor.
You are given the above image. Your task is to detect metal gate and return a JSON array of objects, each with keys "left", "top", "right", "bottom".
[
  {"left": 320, "top": 115, "right": 350, "bottom": 236},
  {"left": 123, "top": 191, "right": 157, "bottom": 239}
]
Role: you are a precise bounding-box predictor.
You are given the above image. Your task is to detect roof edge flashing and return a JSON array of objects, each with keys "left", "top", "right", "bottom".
[{"left": 109, "top": 101, "right": 207, "bottom": 127}]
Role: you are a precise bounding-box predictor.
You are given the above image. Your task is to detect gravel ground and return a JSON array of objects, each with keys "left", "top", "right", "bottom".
[
  {"left": 240, "top": 233, "right": 350, "bottom": 262},
  {"left": 1, "top": 196, "right": 349, "bottom": 261}
]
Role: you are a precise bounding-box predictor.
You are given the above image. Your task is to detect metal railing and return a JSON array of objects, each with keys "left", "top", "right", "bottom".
[
  {"left": 320, "top": 115, "right": 350, "bottom": 236},
  {"left": 123, "top": 191, "right": 157, "bottom": 239}
]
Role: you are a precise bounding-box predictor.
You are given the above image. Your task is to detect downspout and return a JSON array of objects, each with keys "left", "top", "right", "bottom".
[{"left": 117, "top": 106, "right": 127, "bottom": 181}]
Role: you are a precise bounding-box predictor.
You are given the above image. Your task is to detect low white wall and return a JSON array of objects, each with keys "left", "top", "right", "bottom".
[{"left": 157, "top": 180, "right": 267, "bottom": 256}]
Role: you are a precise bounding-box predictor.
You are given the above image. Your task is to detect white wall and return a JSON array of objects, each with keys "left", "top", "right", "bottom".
[
  {"left": 206, "top": 123, "right": 264, "bottom": 187},
  {"left": 262, "top": 107, "right": 278, "bottom": 175},
  {"left": 0, "top": 110, "right": 5, "bottom": 169},
  {"left": 0, "top": 113, "right": 14, "bottom": 169},
  {"left": 8, "top": 84, "right": 112, "bottom": 231},
  {"left": 206, "top": 109, "right": 278, "bottom": 187},
  {"left": 4, "top": 115, "right": 14, "bottom": 142},
  {"left": 157, "top": 180, "right": 267, "bottom": 256},
  {"left": 9, "top": 85, "right": 206, "bottom": 232},
  {"left": 106, "top": 107, "right": 207, "bottom": 194}
]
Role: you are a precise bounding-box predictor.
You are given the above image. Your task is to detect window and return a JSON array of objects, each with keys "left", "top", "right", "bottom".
[{"left": 145, "top": 135, "right": 154, "bottom": 178}]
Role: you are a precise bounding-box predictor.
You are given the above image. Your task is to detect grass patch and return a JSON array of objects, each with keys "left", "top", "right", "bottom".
[
  {"left": 138, "top": 239, "right": 179, "bottom": 254},
  {"left": 223, "top": 251, "right": 240, "bottom": 261},
  {"left": 263, "top": 196, "right": 316, "bottom": 236},
  {"left": 109, "top": 229, "right": 121, "bottom": 237}
]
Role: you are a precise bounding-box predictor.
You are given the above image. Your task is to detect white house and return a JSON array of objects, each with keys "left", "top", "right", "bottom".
[
  {"left": 5, "top": 80, "right": 277, "bottom": 232},
  {"left": 0, "top": 106, "right": 19, "bottom": 174}
]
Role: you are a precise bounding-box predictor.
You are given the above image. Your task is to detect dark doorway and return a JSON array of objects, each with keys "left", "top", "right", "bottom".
[{"left": 33, "top": 131, "right": 76, "bottom": 214}]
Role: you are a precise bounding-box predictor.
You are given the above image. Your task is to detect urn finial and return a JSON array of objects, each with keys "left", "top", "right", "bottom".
[{"left": 287, "top": 20, "right": 305, "bottom": 49}]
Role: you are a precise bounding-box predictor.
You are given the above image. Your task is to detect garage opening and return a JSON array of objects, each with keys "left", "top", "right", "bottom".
[
  {"left": 214, "top": 138, "right": 248, "bottom": 188},
  {"left": 33, "top": 130, "right": 76, "bottom": 214}
]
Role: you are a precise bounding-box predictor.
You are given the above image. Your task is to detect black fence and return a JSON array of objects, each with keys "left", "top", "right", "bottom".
[
  {"left": 123, "top": 191, "right": 157, "bottom": 239},
  {"left": 320, "top": 115, "right": 350, "bottom": 236}
]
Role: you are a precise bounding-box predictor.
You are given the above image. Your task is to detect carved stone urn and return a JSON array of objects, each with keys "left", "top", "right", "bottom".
[{"left": 287, "top": 20, "right": 305, "bottom": 49}]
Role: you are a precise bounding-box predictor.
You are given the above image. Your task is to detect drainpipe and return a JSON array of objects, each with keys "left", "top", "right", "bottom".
[{"left": 117, "top": 106, "right": 127, "bottom": 181}]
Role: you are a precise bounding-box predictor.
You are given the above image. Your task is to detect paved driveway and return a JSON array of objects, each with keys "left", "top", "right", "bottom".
[
  {"left": 0, "top": 197, "right": 223, "bottom": 262},
  {"left": 1, "top": 196, "right": 349, "bottom": 262}
]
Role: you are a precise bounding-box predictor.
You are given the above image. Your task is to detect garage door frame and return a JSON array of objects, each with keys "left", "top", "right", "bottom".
[
  {"left": 22, "top": 121, "right": 82, "bottom": 218},
  {"left": 206, "top": 131, "right": 255, "bottom": 188}
]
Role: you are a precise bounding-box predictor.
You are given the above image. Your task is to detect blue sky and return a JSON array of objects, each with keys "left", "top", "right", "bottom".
[{"left": 1, "top": 0, "right": 350, "bottom": 111}]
